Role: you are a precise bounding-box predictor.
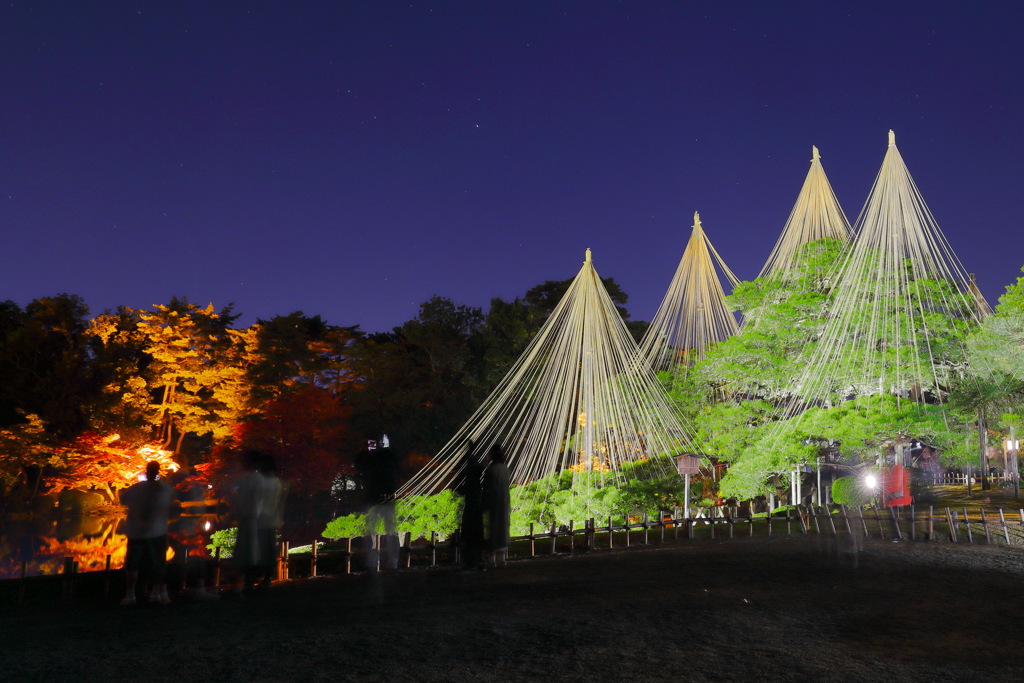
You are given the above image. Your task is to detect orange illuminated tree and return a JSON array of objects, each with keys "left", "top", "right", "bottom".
[{"left": 49, "top": 432, "right": 180, "bottom": 503}]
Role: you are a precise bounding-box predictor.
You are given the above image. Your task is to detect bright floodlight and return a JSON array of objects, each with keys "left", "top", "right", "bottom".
[{"left": 864, "top": 474, "right": 878, "bottom": 490}]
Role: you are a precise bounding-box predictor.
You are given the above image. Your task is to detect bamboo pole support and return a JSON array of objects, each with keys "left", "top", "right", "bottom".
[
  {"left": 311, "top": 539, "right": 318, "bottom": 578},
  {"left": 980, "top": 509, "right": 992, "bottom": 544}
]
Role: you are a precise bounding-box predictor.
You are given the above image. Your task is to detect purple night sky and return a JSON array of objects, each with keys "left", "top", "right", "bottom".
[{"left": 3, "top": 2, "right": 1022, "bottom": 333}]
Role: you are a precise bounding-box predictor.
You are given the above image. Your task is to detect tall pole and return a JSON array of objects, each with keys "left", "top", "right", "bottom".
[
  {"left": 684, "top": 473, "right": 691, "bottom": 521},
  {"left": 816, "top": 457, "right": 822, "bottom": 506},
  {"left": 1012, "top": 426, "right": 1020, "bottom": 499},
  {"left": 978, "top": 409, "right": 989, "bottom": 491}
]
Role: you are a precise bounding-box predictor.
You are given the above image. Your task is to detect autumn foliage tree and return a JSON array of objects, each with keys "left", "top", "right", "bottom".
[
  {"left": 132, "top": 298, "right": 255, "bottom": 459},
  {"left": 199, "top": 385, "right": 357, "bottom": 498},
  {"left": 49, "top": 432, "right": 179, "bottom": 503}
]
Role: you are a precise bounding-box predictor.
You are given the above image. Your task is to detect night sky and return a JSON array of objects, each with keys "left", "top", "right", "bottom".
[{"left": 3, "top": 2, "right": 1022, "bottom": 333}]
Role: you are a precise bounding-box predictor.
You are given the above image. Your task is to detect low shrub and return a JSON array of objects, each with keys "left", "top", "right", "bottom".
[{"left": 831, "top": 476, "right": 872, "bottom": 507}]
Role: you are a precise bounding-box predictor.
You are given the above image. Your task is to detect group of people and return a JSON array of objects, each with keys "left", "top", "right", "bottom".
[
  {"left": 119, "top": 437, "right": 511, "bottom": 604},
  {"left": 119, "top": 450, "right": 285, "bottom": 605},
  {"left": 458, "top": 442, "right": 511, "bottom": 571}
]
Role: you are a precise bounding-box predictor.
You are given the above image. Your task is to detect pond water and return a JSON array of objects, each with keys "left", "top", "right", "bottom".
[
  {"left": 0, "top": 498, "right": 341, "bottom": 581},
  {"left": 0, "top": 509, "right": 221, "bottom": 581}
]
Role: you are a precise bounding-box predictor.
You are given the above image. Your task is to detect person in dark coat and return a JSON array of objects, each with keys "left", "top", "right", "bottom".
[
  {"left": 481, "top": 443, "right": 511, "bottom": 568},
  {"left": 356, "top": 438, "right": 401, "bottom": 571},
  {"left": 457, "top": 441, "right": 485, "bottom": 571}
]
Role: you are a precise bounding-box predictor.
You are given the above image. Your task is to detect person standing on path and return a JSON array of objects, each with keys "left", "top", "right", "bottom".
[
  {"left": 256, "top": 453, "right": 286, "bottom": 588},
  {"left": 231, "top": 449, "right": 265, "bottom": 593},
  {"left": 120, "top": 460, "right": 175, "bottom": 605},
  {"left": 356, "top": 437, "right": 401, "bottom": 571},
  {"left": 481, "top": 443, "right": 511, "bottom": 568},
  {"left": 457, "top": 441, "right": 485, "bottom": 571}
]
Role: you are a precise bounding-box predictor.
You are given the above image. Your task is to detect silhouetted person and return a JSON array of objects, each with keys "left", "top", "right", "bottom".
[
  {"left": 457, "top": 442, "right": 485, "bottom": 571},
  {"left": 120, "top": 460, "right": 175, "bottom": 605},
  {"left": 356, "top": 438, "right": 400, "bottom": 571},
  {"left": 256, "top": 453, "right": 286, "bottom": 588},
  {"left": 481, "top": 444, "right": 511, "bottom": 568}
]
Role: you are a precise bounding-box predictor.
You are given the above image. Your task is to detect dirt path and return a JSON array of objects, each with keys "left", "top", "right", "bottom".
[{"left": 4, "top": 536, "right": 1022, "bottom": 682}]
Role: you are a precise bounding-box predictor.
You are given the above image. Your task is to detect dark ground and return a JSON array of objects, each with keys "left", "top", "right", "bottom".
[{"left": 3, "top": 535, "right": 1022, "bottom": 682}]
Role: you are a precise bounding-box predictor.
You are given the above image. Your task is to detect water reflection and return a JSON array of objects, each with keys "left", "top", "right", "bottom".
[{"left": 0, "top": 509, "right": 219, "bottom": 580}]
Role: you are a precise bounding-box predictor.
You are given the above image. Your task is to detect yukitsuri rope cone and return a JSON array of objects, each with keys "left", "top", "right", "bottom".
[
  {"left": 781, "top": 130, "right": 987, "bottom": 417},
  {"left": 758, "top": 145, "right": 852, "bottom": 282},
  {"left": 638, "top": 211, "right": 740, "bottom": 376},
  {"left": 398, "top": 249, "right": 695, "bottom": 520}
]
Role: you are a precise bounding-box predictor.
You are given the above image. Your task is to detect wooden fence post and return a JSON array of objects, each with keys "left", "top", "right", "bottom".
[
  {"left": 62, "top": 557, "right": 75, "bottom": 601},
  {"left": 18, "top": 560, "right": 27, "bottom": 605},
  {"left": 945, "top": 508, "right": 957, "bottom": 542},
  {"left": 345, "top": 537, "right": 352, "bottom": 574},
  {"left": 980, "top": 509, "right": 992, "bottom": 544},
  {"left": 962, "top": 508, "right": 974, "bottom": 543},
  {"left": 529, "top": 523, "right": 536, "bottom": 558},
  {"left": 103, "top": 554, "right": 112, "bottom": 597},
  {"left": 310, "top": 539, "right": 318, "bottom": 578},
  {"left": 998, "top": 509, "right": 1011, "bottom": 545},
  {"left": 213, "top": 547, "right": 222, "bottom": 588},
  {"left": 840, "top": 505, "right": 854, "bottom": 537},
  {"left": 870, "top": 505, "right": 883, "bottom": 539},
  {"left": 889, "top": 507, "right": 903, "bottom": 542},
  {"left": 550, "top": 522, "right": 557, "bottom": 555}
]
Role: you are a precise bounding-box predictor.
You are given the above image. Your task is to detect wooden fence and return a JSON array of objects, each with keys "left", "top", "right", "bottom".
[
  {"left": 296, "top": 504, "right": 1024, "bottom": 577},
  {"left": 9, "top": 504, "right": 1024, "bottom": 605}
]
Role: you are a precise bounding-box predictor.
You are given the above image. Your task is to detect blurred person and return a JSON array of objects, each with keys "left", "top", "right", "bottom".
[
  {"left": 232, "top": 449, "right": 265, "bottom": 593},
  {"left": 120, "top": 461, "right": 175, "bottom": 605},
  {"left": 256, "top": 453, "right": 287, "bottom": 588}
]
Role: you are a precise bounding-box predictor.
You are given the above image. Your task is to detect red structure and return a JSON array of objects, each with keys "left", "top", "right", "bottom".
[{"left": 881, "top": 464, "right": 912, "bottom": 507}]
